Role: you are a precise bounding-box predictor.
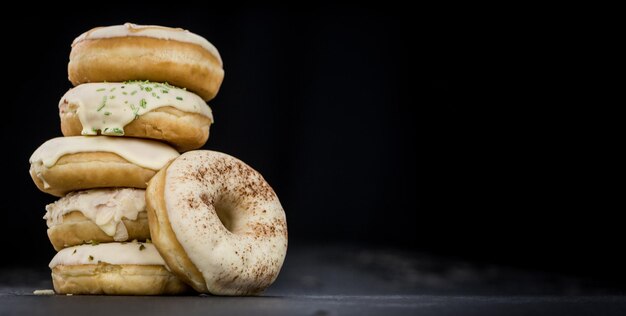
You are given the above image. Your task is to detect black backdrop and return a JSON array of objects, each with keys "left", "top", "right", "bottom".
[{"left": 0, "top": 8, "right": 620, "bottom": 285}]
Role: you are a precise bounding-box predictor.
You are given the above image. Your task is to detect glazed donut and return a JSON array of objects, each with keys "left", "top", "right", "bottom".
[
  {"left": 45, "top": 188, "right": 150, "bottom": 251},
  {"left": 50, "top": 242, "right": 190, "bottom": 295},
  {"left": 146, "top": 150, "right": 288, "bottom": 295},
  {"left": 29, "top": 136, "right": 179, "bottom": 197},
  {"left": 59, "top": 81, "right": 213, "bottom": 152},
  {"left": 69, "top": 23, "right": 224, "bottom": 101}
]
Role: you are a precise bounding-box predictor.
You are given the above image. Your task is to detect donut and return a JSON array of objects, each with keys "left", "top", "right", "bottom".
[
  {"left": 59, "top": 81, "right": 213, "bottom": 152},
  {"left": 49, "top": 242, "right": 190, "bottom": 295},
  {"left": 29, "top": 136, "right": 179, "bottom": 197},
  {"left": 45, "top": 188, "right": 150, "bottom": 251},
  {"left": 146, "top": 150, "right": 288, "bottom": 295},
  {"left": 69, "top": 23, "right": 224, "bottom": 101}
]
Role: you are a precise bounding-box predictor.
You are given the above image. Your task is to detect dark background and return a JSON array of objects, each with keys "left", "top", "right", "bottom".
[{"left": 0, "top": 8, "right": 619, "bottom": 285}]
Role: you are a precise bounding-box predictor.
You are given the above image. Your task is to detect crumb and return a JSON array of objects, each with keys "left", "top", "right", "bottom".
[
  {"left": 33, "top": 289, "right": 55, "bottom": 295},
  {"left": 66, "top": 293, "right": 73, "bottom": 296}
]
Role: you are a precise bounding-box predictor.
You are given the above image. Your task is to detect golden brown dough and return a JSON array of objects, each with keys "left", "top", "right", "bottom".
[
  {"left": 48, "top": 212, "right": 150, "bottom": 251},
  {"left": 30, "top": 152, "right": 156, "bottom": 197},
  {"left": 60, "top": 105, "right": 212, "bottom": 152},
  {"left": 146, "top": 163, "right": 208, "bottom": 292},
  {"left": 51, "top": 263, "right": 190, "bottom": 295},
  {"left": 69, "top": 37, "right": 224, "bottom": 101}
]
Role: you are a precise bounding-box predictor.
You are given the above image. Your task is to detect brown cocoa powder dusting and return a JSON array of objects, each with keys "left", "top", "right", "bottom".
[{"left": 200, "top": 193, "right": 213, "bottom": 208}]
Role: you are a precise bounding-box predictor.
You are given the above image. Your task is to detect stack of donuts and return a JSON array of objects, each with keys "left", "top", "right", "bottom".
[{"left": 28, "top": 23, "right": 287, "bottom": 296}]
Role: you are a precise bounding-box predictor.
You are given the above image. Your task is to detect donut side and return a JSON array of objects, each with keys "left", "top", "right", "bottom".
[
  {"left": 60, "top": 106, "right": 212, "bottom": 152},
  {"left": 47, "top": 212, "right": 150, "bottom": 251},
  {"left": 49, "top": 243, "right": 191, "bottom": 295},
  {"left": 145, "top": 164, "right": 208, "bottom": 292},
  {"left": 69, "top": 37, "right": 224, "bottom": 101},
  {"left": 52, "top": 264, "right": 189, "bottom": 295},
  {"left": 29, "top": 152, "right": 157, "bottom": 197}
]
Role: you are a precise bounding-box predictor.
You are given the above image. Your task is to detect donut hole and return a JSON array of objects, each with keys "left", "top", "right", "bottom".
[{"left": 213, "top": 198, "right": 237, "bottom": 233}]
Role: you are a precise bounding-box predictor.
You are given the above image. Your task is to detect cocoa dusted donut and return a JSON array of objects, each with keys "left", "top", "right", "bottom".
[
  {"left": 45, "top": 188, "right": 150, "bottom": 251},
  {"left": 146, "top": 150, "right": 288, "bottom": 295},
  {"left": 59, "top": 81, "right": 214, "bottom": 152},
  {"left": 69, "top": 23, "right": 224, "bottom": 101},
  {"left": 49, "top": 242, "right": 190, "bottom": 295},
  {"left": 29, "top": 136, "right": 179, "bottom": 197}
]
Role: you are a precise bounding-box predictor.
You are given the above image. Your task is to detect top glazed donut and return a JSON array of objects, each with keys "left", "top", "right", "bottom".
[{"left": 69, "top": 23, "right": 224, "bottom": 101}]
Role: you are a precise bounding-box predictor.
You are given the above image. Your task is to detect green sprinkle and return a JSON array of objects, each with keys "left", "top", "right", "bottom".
[
  {"left": 140, "top": 98, "right": 147, "bottom": 108},
  {"left": 145, "top": 87, "right": 152, "bottom": 92},
  {"left": 122, "top": 91, "right": 128, "bottom": 95},
  {"left": 90, "top": 240, "right": 100, "bottom": 246},
  {"left": 88, "top": 255, "right": 94, "bottom": 261},
  {"left": 130, "top": 106, "right": 139, "bottom": 119},
  {"left": 104, "top": 111, "right": 111, "bottom": 116},
  {"left": 110, "top": 88, "right": 116, "bottom": 92},
  {"left": 176, "top": 96, "right": 183, "bottom": 101},
  {"left": 109, "top": 95, "right": 115, "bottom": 99},
  {"left": 92, "top": 128, "right": 98, "bottom": 133},
  {"left": 97, "top": 96, "right": 107, "bottom": 111},
  {"left": 96, "top": 88, "right": 105, "bottom": 92},
  {"left": 162, "top": 90, "right": 169, "bottom": 93},
  {"left": 131, "top": 91, "right": 137, "bottom": 95},
  {"left": 139, "top": 244, "right": 146, "bottom": 251},
  {"left": 104, "top": 127, "right": 124, "bottom": 135},
  {"left": 146, "top": 238, "right": 152, "bottom": 243},
  {"left": 124, "top": 100, "right": 128, "bottom": 104},
  {"left": 151, "top": 92, "right": 157, "bottom": 97}
]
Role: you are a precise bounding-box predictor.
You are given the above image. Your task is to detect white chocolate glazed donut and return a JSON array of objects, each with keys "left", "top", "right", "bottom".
[
  {"left": 50, "top": 243, "right": 190, "bottom": 295},
  {"left": 29, "top": 136, "right": 179, "bottom": 197},
  {"left": 146, "top": 150, "right": 288, "bottom": 295},
  {"left": 69, "top": 23, "right": 224, "bottom": 101},
  {"left": 59, "top": 82, "right": 213, "bottom": 152}
]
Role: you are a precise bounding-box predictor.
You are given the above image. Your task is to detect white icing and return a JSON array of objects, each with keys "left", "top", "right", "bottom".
[
  {"left": 73, "top": 23, "right": 222, "bottom": 65},
  {"left": 44, "top": 188, "right": 145, "bottom": 240},
  {"left": 60, "top": 82, "right": 213, "bottom": 136},
  {"left": 29, "top": 136, "right": 179, "bottom": 171},
  {"left": 49, "top": 243, "right": 165, "bottom": 268}
]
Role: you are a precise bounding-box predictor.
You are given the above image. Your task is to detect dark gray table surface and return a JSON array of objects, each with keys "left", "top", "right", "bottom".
[{"left": 2, "top": 245, "right": 625, "bottom": 315}]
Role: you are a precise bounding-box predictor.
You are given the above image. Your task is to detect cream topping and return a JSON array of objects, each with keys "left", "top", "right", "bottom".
[
  {"left": 49, "top": 243, "right": 165, "bottom": 268},
  {"left": 60, "top": 82, "right": 213, "bottom": 136},
  {"left": 29, "top": 136, "right": 179, "bottom": 170},
  {"left": 72, "top": 22, "right": 222, "bottom": 65},
  {"left": 44, "top": 188, "right": 145, "bottom": 240}
]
